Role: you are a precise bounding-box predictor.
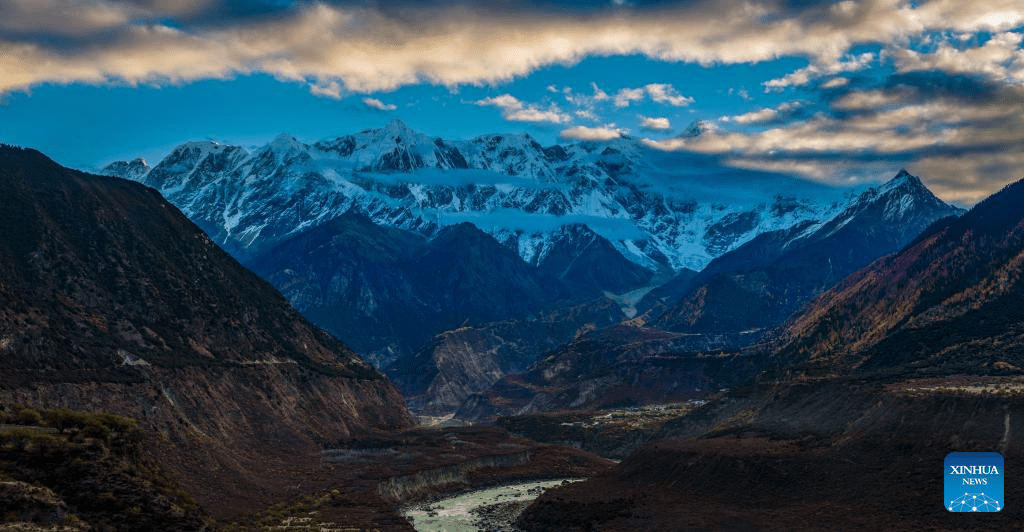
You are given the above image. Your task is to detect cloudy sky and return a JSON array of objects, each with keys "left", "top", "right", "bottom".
[{"left": 1, "top": 0, "right": 1022, "bottom": 204}]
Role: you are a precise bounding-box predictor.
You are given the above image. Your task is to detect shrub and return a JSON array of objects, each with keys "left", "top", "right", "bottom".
[
  {"left": 0, "top": 427, "right": 65, "bottom": 453},
  {"left": 10, "top": 405, "right": 42, "bottom": 426},
  {"left": 40, "top": 408, "right": 138, "bottom": 438}
]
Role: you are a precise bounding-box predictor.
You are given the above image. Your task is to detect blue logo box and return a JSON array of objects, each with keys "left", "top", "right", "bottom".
[{"left": 945, "top": 452, "right": 1003, "bottom": 512}]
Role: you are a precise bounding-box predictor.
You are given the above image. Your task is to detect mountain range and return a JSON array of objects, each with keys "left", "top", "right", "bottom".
[
  {"left": 458, "top": 170, "right": 963, "bottom": 418},
  {"left": 103, "top": 119, "right": 851, "bottom": 274},
  {"left": 98, "top": 121, "right": 857, "bottom": 369},
  {"left": 102, "top": 123, "right": 964, "bottom": 418}
]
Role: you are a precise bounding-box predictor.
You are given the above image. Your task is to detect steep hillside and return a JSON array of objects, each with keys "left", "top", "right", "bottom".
[
  {"left": 781, "top": 175, "right": 1024, "bottom": 373},
  {"left": 0, "top": 146, "right": 413, "bottom": 516}
]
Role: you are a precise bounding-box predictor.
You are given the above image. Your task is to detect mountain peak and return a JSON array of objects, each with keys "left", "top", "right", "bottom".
[
  {"left": 383, "top": 118, "right": 413, "bottom": 135},
  {"left": 880, "top": 169, "right": 923, "bottom": 192},
  {"left": 101, "top": 157, "right": 151, "bottom": 180},
  {"left": 680, "top": 120, "right": 711, "bottom": 138},
  {"left": 269, "top": 132, "right": 304, "bottom": 150}
]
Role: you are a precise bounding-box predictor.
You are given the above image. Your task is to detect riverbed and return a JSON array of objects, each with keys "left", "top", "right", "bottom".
[{"left": 402, "top": 478, "right": 581, "bottom": 532}]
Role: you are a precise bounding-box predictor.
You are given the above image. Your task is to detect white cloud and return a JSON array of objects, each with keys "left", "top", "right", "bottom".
[
  {"left": 763, "top": 52, "right": 875, "bottom": 91},
  {"left": 363, "top": 96, "right": 397, "bottom": 111},
  {"left": 644, "top": 83, "right": 694, "bottom": 106},
  {"left": 311, "top": 80, "right": 342, "bottom": 99},
  {"left": 613, "top": 87, "right": 646, "bottom": 108},
  {"left": 474, "top": 94, "right": 571, "bottom": 124},
  {"left": 560, "top": 124, "right": 625, "bottom": 141},
  {"left": 640, "top": 116, "right": 671, "bottom": 131},
  {"left": 729, "top": 87, "right": 753, "bottom": 101},
  {"left": 562, "top": 82, "right": 611, "bottom": 121},
  {"left": 721, "top": 108, "right": 778, "bottom": 125},
  {"left": 614, "top": 83, "right": 693, "bottom": 108},
  {"left": 721, "top": 101, "right": 805, "bottom": 125},
  {"left": 819, "top": 77, "right": 850, "bottom": 89}
]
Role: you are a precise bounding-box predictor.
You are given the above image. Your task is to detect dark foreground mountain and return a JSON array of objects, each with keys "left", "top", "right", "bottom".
[
  {"left": 518, "top": 381, "right": 1024, "bottom": 530},
  {"left": 245, "top": 212, "right": 576, "bottom": 365},
  {"left": 0, "top": 146, "right": 413, "bottom": 516},
  {"left": 650, "top": 170, "right": 963, "bottom": 339},
  {"left": 513, "top": 176, "right": 1024, "bottom": 530}
]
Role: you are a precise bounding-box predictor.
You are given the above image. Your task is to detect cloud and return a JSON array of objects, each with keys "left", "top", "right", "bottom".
[
  {"left": 646, "top": 80, "right": 1024, "bottom": 203},
  {"left": 644, "top": 83, "right": 694, "bottom": 106},
  {"left": 363, "top": 96, "right": 397, "bottom": 111},
  {"left": 819, "top": 77, "right": 850, "bottom": 89},
  {"left": 474, "top": 94, "right": 570, "bottom": 124},
  {"left": 0, "top": 0, "right": 212, "bottom": 37},
  {"left": 763, "top": 52, "right": 875, "bottom": 91},
  {"left": 614, "top": 83, "right": 693, "bottom": 108},
  {"left": 560, "top": 124, "right": 625, "bottom": 141},
  {"left": 721, "top": 100, "right": 806, "bottom": 125},
  {"left": 729, "top": 87, "right": 752, "bottom": 101},
  {"left": 886, "top": 31, "right": 1024, "bottom": 85},
  {"left": 8, "top": 1, "right": 1023, "bottom": 96},
  {"left": 613, "top": 87, "right": 646, "bottom": 108},
  {"left": 311, "top": 80, "right": 342, "bottom": 99},
  {"left": 640, "top": 116, "right": 671, "bottom": 131},
  {"left": 561, "top": 82, "right": 610, "bottom": 121}
]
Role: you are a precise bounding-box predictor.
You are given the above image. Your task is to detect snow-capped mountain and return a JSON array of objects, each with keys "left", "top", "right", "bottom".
[
  {"left": 650, "top": 169, "right": 965, "bottom": 336},
  {"left": 103, "top": 119, "right": 853, "bottom": 272}
]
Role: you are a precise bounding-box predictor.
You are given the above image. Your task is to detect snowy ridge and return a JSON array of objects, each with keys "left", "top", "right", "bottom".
[{"left": 104, "top": 120, "right": 864, "bottom": 271}]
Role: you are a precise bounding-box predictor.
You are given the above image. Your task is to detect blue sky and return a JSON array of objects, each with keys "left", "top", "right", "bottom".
[{"left": 1, "top": 0, "right": 1022, "bottom": 204}]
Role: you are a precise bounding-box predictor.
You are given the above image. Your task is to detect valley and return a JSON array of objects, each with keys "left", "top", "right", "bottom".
[{"left": 2, "top": 125, "right": 1023, "bottom": 530}]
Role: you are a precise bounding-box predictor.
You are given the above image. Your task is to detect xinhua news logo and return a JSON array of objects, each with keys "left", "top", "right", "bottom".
[{"left": 945, "top": 452, "right": 1003, "bottom": 512}]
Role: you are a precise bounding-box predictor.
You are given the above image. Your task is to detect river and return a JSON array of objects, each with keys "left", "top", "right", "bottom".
[{"left": 401, "top": 478, "right": 581, "bottom": 532}]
